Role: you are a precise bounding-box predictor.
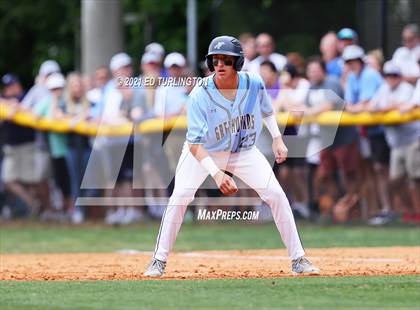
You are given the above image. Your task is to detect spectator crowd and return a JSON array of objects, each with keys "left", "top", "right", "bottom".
[{"left": 1, "top": 24, "right": 419, "bottom": 225}]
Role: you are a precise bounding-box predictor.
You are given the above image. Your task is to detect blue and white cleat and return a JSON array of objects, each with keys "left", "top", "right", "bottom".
[
  {"left": 144, "top": 258, "right": 166, "bottom": 277},
  {"left": 292, "top": 256, "right": 320, "bottom": 275}
]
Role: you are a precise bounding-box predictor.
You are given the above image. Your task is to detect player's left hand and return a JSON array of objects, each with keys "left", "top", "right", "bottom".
[
  {"left": 213, "top": 171, "right": 238, "bottom": 196},
  {"left": 272, "top": 136, "right": 288, "bottom": 164}
]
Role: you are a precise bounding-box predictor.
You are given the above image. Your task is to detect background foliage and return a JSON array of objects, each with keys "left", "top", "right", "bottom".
[{"left": 3, "top": 0, "right": 419, "bottom": 87}]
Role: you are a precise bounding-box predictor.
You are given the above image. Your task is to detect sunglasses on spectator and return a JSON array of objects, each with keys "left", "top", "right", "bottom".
[
  {"left": 384, "top": 74, "right": 400, "bottom": 78},
  {"left": 212, "top": 59, "right": 234, "bottom": 67}
]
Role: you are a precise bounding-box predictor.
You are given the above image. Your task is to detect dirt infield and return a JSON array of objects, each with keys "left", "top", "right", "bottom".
[{"left": 1, "top": 247, "right": 419, "bottom": 280}]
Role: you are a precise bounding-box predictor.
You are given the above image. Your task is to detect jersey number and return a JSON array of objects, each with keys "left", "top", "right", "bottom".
[{"left": 238, "top": 132, "right": 256, "bottom": 149}]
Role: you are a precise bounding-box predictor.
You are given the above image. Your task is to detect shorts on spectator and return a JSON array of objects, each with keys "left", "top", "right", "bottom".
[
  {"left": 389, "top": 140, "right": 420, "bottom": 180},
  {"left": 274, "top": 157, "right": 306, "bottom": 171},
  {"left": 105, "top": 141, "right": 134, "bottom": 183},
  {"left": 119, "top": 142, "right": 134, "bottom": 182},
  {"left": 319, "top": 142, "right": 360, "bottom": 178},
  {"left": 52, "top": 157, "right": 71, "bottom": 197},
  {"left": 1, "top": 142, "right": 50, "bottom": 183},
  {"left": 368, "top": 133, "right": 390, "bottom": 165}
]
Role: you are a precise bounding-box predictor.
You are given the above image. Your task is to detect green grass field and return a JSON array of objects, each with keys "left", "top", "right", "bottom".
[
  {"left": 1, "top": 276, "right": 419, "bottom": 310},
  {"left": 1, "top": 222, "right": 419, "bottom": 253},
  {"left": 1, "top": 222, "right": 419, "bottom": 309}
]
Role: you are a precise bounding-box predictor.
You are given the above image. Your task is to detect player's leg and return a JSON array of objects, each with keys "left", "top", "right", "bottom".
[
  {"left": 227, "top": 147, "right": 319, "bottom": 273},
  {"left": 228, "top": 147, "right": 320, "bottom": 272},
  {"left": 151, "top": 143, "right": 209, "bottom": 263},
  {"left": 227, "top": 147, "right": 305, "bottom": 259}
]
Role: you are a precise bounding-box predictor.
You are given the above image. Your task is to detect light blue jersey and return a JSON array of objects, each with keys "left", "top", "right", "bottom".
[
  {"left": 345, "top": 66, "right": 383, "bottom": 104},
  {"left": 186, "top": 72, "right": 273, "bottom": 152},
  {"left": 345, "top": 65, "right": 384, "bottom": 137}
]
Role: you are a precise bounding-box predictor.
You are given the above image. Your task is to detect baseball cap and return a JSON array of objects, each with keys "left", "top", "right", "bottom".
[
  {"left": 46, "top": 73, "right": 66, "bottom": 90},
  {"left": 342, "top": 45, "right": 365, "bottom": 62},
  {"left": 337, "top": 28, "right": 358, "bottom": 40},
  {"left": 383, "top": 61, "right": 402, "bottom": 76},
  {"left": 1, "top": 74, "right": 20, "bottom": 87},
  {"left": 141, "top": 52, "right": 161, "bottom": 65},
  {"left": 145, "top": 42, "right": 165, "bottom": 57},
  {"left": 164, "top": 52, "right": 186, "bottom": 68},
  {"left": 110, "top": 53, "right": 132, "bottom": 72},
  {"left": 39, "top": 60, "right": 61, "bottom": 77}
]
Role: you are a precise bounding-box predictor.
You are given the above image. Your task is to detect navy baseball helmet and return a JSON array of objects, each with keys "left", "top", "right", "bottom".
[{"left": 206, "top": 36, "right": 244, "bottom": 72}]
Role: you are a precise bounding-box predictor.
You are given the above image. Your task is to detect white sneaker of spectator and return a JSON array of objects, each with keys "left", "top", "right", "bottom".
[
  {"left": 148, "top": 204, "right": 166, "bottom": 219},
  {"left": 292, "top": 202, "right": 311, "bottom": 220},
  {"left": 40, "top": 210, "right": 62, "bottom": 222},
  {"left": 120, "top": 207, "right": 145, "bottom": 225},
  {"left": 105, "top": 207, "right": 125, "bottom": 225},
  {"left": 1, "top": 205, "right": 12, "bottom": 221},
  {"left": 69, "top": 208, "right": 84, "bottom": 224}
]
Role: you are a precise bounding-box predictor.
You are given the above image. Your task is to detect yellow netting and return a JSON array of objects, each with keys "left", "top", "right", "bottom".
[{"left": 1, "top": 102, "right": 419, "bottom": 136}]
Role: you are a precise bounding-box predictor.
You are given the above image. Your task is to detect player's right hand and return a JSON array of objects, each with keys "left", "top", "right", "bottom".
[{"left": 213, "top": 171, "right": 238, "bottom": 196}]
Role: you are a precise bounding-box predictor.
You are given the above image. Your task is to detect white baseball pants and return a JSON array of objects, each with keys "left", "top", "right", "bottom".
[{"left": 153, "top": 143, "right": 305, "bottom": 261}]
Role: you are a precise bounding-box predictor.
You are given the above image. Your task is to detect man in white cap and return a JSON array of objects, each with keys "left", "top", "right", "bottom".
[
  {"left": 145, "top": 42, "right": 165, "bottom": 59},
  {"left": 140, "top": 52, "right": 162, "bottom": 81},
  {"left": 154, "top": 52, "right": 187, "bottom": 118},
  {"left": 95, "top": 52, "right": 147, "bottom": 225},
  {"left": 18, "top": 60, "right": 61, "bottom": 215},
  {"left": 96, "top": 52, "right": 136, "bottom": 122},
  {"left": 22, "top": 60, "right": 61, "bottom": 108},
  {"left": 344, "top": 45, "right": 383, "bottom": 112},
  {"left": 145, "top": 42, "right": 168, "bottom": 77},
  {"left": 343, "top": 45, "right": 391, "bottom": 223},
  {"left": 139, "top": 52, "right": 186, "bottom": 219},
  {"left": 369, "top": 61, "right": 420, "bottom": 223},
  {"left": 152, "top": 52, "right": 189, "bottom": 201},
  {"left": 32, "top": 73, "right": 75, "bottom": 222}
]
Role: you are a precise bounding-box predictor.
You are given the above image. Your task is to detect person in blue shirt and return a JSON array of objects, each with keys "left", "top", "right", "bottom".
[
  {"left": 144, "top": 36, "right": 320, "bottom": 277},
  {"left": 343, "top": 45, "right": 392, "bottom": 221},
  {"left": 344, "top": 46, "right": 383, "bottom": 112},
  {"left": 319, "top": 28, "right": 359, "bottom": 80},
  {"left": 320, "top": 31, "right": 342, "bottom": 78}
]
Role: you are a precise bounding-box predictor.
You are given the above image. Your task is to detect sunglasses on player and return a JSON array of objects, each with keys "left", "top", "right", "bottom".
[{"left": 212, "top": 58, "right": 234, "bottom": 67}]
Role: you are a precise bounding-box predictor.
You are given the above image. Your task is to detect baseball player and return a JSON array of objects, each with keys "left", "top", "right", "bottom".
[{"left": 144, "top": 36, "right": 320, "bottom": 276}]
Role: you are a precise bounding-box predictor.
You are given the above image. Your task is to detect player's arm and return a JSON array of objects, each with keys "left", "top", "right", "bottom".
[
  {"left": 263, "top": 114, "right": 288, "bottom": 164},
  {"left": 258, "top": 77, "right": 288, "bottom": 164},
  {"left": 187, "top": 90, "right": 237, "bottom": 195},
  {"left": 188, "top": 143, "right": 238, "bottom": 196}
]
